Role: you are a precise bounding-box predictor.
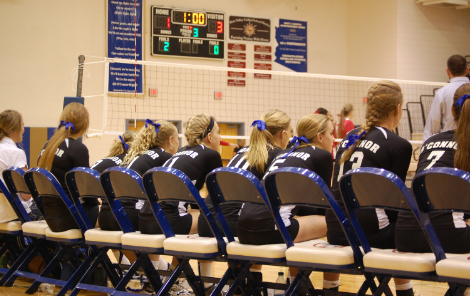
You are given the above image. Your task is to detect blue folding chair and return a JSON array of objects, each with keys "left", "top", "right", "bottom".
[
  {"left": 412, "top": 167, "right": 470, "bottom": 294},
  {"left": 23, "top": 167, "right": 106, "bottom": 295},
  {"left": 64, "top": 167, "right": 126, "bottom": 296},
  {"left": 263, "top": 167, "right": 391, "bottom": 296},
  {"left": 100, "top": 166, "right": 168, "bottom": 296},
  {"left": 339, "top": 167, "right": 448, "bottom": 296},
  {"left": 0, "top": 167, "right": 56, "bottom": 286},
  {"left": 143, "top": 167, "right": 235, "bottom": 296},
  {"left": 205, "top": 167, "right": 294, "bottom": 296}
]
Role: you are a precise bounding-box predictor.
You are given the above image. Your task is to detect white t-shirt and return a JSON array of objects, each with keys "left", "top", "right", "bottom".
[{"left": 0, "top": 137, "right": 31, "bottom": 213}]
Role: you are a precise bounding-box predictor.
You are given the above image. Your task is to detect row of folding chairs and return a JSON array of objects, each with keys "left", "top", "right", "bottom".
[{"left": 0, "top": 164, "right": 468, "bottom": 296}]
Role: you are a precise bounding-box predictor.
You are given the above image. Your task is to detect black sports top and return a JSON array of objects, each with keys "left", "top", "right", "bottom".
[
  {"left": 90, "top": 153, "right": 126, "bottom": 209},
  {"left": 141, "top": 144, "right": 222, "bottom": 222},
  {"left": 326, "top": 127, "right": 412, "bottom": 237},
  {"left": 238, "top": 146, "right": 332, "bottom": 231},
  {"left": 396, "top": 131, "right": 467, "bottom": 230}
]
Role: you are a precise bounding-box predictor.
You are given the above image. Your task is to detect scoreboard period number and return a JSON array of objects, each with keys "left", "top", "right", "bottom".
[{"left": 151, "top": 7, "right": 225, "bottom": 59}]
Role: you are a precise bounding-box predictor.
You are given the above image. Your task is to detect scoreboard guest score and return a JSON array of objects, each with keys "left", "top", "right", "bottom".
[{"left": 152, "top": 7, "right": 225, "bottom": 59}]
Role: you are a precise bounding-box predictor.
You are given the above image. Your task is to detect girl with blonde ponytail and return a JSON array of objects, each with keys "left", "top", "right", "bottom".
[
  {"left": 327, "top": 81, "right": 413, "bottom": 296},
  {"left": 395, "top": 83, "right": 470, "bottom": 256},
  {"left": 37, "top": 103, "right": 96, "bottom": 232}
]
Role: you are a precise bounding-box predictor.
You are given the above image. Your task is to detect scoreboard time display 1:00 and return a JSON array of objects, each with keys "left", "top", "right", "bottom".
[{"left": 151, "top": 7, "right": 225, "bottom": 59}]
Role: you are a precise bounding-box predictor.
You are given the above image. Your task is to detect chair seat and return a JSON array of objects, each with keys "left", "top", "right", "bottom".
[
  {"left": 22, "top": 220, "right": 49, "bottom": 238},
  {"left": 121, "top": 232, "right": 165, "bottom": 253},
  {"left": 0, "top": 220, "right": 22, "bottom": 234},
  {"left": 164, "top": 235, "right": 220, "bottom": 258},
  {"left": 45, "top": 227, "right": 82, "bottom": 243},
  {"left": 227, "top": 241, "right": 287, "bottom": 263},
  {"left": 85, "top": 229, "right": 123, "bottom": 247},
  {"left": 363, "top": 249, "right": 438, "bottom": 275},
  {"left": 286, "top": 240, "right": 356, "bottom": 269},
  {"left": 436, "top": 255, "right": 470, "bottom": 280}
]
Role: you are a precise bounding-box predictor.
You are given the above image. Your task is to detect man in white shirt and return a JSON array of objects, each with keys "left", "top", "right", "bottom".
[{"left": 423, "top": 55, "right": 469, "bottom": 141}]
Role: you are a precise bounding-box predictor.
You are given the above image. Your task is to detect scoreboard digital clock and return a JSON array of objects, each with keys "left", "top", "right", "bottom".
[{"left": 151, "top": 7, "right": 225, "bottom": 59}]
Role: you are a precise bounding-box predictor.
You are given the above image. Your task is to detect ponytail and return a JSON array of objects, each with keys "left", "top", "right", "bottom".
[
  {"left": 338, "top": 104, "right": 353, "bottom": 138},
  {"left": 38, "top": 103, "right": 89, "bottom": 170},
  {"left": 453, "top": 83, "right": 470, "bottom": 172},
  {"left": 245, "top": 109, "right": 290, "bottom": 173},
  {"left": 340, "top": 81, "right": 402, "bottom": 164},
  {"left": 107, "top": 131, "right": 136, "bottom": 157}
]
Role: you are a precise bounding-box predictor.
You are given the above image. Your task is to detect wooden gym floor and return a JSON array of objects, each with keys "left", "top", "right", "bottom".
[{"left": 0, "top": 254, "right": 450, "bottom": 296}]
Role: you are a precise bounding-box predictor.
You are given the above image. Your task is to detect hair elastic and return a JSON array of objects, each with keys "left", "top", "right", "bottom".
[
  {"left": 281, "top": 136, "right": 309, "bottom": 159},
  {"left": 119, "top": 135, "right": 129, "bottom": 150},
  {"left": 58, "top": 121, "right": 76, "bottom": 132},
  {"left": 456, "top": 94, "right": 470, "bottom": 108},
  {"left": 199, "top": 117, "right": 214, "bottom": 140},
  {"left": 145, "top": 119, "right": 160, "bottom": 132},
  {"left": 345, "top": 131, "right": 366, "bottom": 149},
  {"left": 250, "top": 120, "right": 266, "bottom": 131}
]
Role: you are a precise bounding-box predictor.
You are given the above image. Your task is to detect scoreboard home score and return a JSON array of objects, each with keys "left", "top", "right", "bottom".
[{"left": 152, "top": 7, "right": 225, "bottom": 59}]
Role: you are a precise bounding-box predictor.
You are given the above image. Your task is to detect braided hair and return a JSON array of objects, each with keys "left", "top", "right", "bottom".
[{"left": 340, "top": 81, "right": 403, "bottom": 164}]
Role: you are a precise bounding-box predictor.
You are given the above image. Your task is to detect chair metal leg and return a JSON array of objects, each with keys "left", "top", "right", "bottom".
[
  {"left": 372, "top": 277, "right": 392, "bottom": 296},
  {"left": 112, "top": 254, "right": 143, "bottom": 294},
  {"left": 56, "top": 251, "right": 95, "bottom": 296},
  {"left": 140, "top": 253, "right": 163, "bottom": 293},
  {"left": 178, "top": 259, "right": 205, "bottom": 296},
  {"left": 25, "top": 247, "right": 67, "bottom": 294},
  {"left": 209, "top": 266, "right": 233, "bottom": 296},
  {"left": 0, "top": 240, "right": 41, "bottom": 286}
]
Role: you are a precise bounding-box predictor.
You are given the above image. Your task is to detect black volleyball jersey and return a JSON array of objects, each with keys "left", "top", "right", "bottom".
[
  {"left": 238, "top": 146, "right": 333, "bottom": 232},
  {"left": 91, "top": 153, "right": 126, "bottom": 174},
  {"left": 122, "top": 148, "right": 171, "bottom": 213},
  {"left": 396, "top": 131, "right": 467, "bottom": 230},
  {"left": 38, "top": 138, "right": 90, "bottom": 198},
  {"left": 326, "top": 127, "right": 412, "bottom": 236},
  {"left": 143, "top": 145, "right": 222, "bottom": 221}
]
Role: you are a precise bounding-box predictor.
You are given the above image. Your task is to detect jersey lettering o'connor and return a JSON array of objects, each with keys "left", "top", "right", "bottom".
[{"left": 340, "top": 139, "right": 380, "bottom": 154}]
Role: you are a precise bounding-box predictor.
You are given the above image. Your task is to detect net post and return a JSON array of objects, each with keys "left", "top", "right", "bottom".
[{"left": 76, "top": 55, "right": 85, "bottom": 97}]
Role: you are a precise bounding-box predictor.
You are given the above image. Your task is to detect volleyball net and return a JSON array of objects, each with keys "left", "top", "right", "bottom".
[{"left": 78, "top": 55, "right": 446, "bottom": 144}]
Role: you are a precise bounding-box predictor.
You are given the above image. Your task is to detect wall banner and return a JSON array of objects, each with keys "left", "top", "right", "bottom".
[
  {"left": 275, "top": 19, "right": 307, "bottom": 72},
  {"left": 107, "top": 0, "right": 143, "bottom": 93}
]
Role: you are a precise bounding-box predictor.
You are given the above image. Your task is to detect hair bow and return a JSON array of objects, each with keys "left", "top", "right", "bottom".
[
  {"left": 281, "top": 136, "right": 309, "bottom": 159},
  {"left": 58, "top": 121, "right": 76, "bottom": 132},
  {"left": 345, "top": 131, "right": 366, "bottom": 149},
  {"left": 145, "top": 119, "right": 160, "bottom": 132},
  {"left": 456, "top": 94, "right": 470, "bottom": 108},
  {"left": 119, "top": 135, "right": 129, "bottom": 150},
  {"left": 250, "top": 120, "right": 266, "bottom": 131}
]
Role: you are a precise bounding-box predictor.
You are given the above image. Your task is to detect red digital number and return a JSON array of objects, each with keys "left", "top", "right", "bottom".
[
  {"left": 167, "top": 17, "right": 170, "bottom": 28},
  {"left": 217, "top": 21, "right": 223, "bottom": 33}
]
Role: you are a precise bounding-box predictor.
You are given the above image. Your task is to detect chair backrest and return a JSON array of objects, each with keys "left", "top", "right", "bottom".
[
  {"left": 0, "top": 175, "right": 25, "bottom": 223},
  {"left": 100, "top": 167, "right": 151, "bottom": 233},
  {"left": 206, "top": 167, "right": 270, "bottom": 243},
  {"left": 2, "top": 167, "right": 32, "bottom": 222},
  {"left": 65, "top": 167, "right": 106, "bottom": 204},
  {"left": 413, "top": 167, "right": 470, "bottom": 214},
  {"left": 339, "top": 168, "right": 420, "bottom": 253},
  {"left": 397, "top": 109, "right": 411, "bottom": 140},
  {"left": 144, "top": 167, "right": 227, "bottom": 254},
  {"left": 264, "top": 167, "right": 365, "bottom": 264},
  {"left": 420, "top": 95, "right": 434, "bottom": 122},
  {"left": 407, "top": 102, "right": 425, "bottom": 134},
  {"left": 410, "top": 167, "right": 469, "bottom": 262},
  {"left": 24, "top": 167, "right": 91, "bottom": 233}
]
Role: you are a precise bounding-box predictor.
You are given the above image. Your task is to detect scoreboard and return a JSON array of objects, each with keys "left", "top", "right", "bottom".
[{"left": 151, "top": 7, "right": 225, "bottom": 59}]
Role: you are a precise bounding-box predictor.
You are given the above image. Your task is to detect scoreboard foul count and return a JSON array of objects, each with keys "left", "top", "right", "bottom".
[{"left": 152, "top": 7, "right": 225, "bottom": 59}]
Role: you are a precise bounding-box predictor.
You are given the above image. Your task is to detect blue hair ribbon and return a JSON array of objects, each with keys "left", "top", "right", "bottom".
[
  {"left": 281, "top": 136, "right": 309, "bottom": 159},
  {"left": 145, "top": 119, "right": 160, "bottom": 132},
  {"left": 58, "top": 121, "right": 76, "bottom": 132},
  {"left": 119, "top": 135, "right": 129, "bottom": 150},
  {"left": 456, "top": 94, "right": 470, "bottom": 108},
  {"left": 250, "top": 120, "right": 266, "bottom": 131},
  {"left": 344, "top": 131, "right": 366, "bottom": 149}
]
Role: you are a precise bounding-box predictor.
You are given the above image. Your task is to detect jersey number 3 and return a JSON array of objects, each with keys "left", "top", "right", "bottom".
[{"left": 337, "top": 151, "right": 364, "bottom": 182}]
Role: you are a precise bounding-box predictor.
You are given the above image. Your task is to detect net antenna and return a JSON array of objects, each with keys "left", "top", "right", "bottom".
[{"left": 76, "top": 55, "right": 85, "bottom": 97}]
